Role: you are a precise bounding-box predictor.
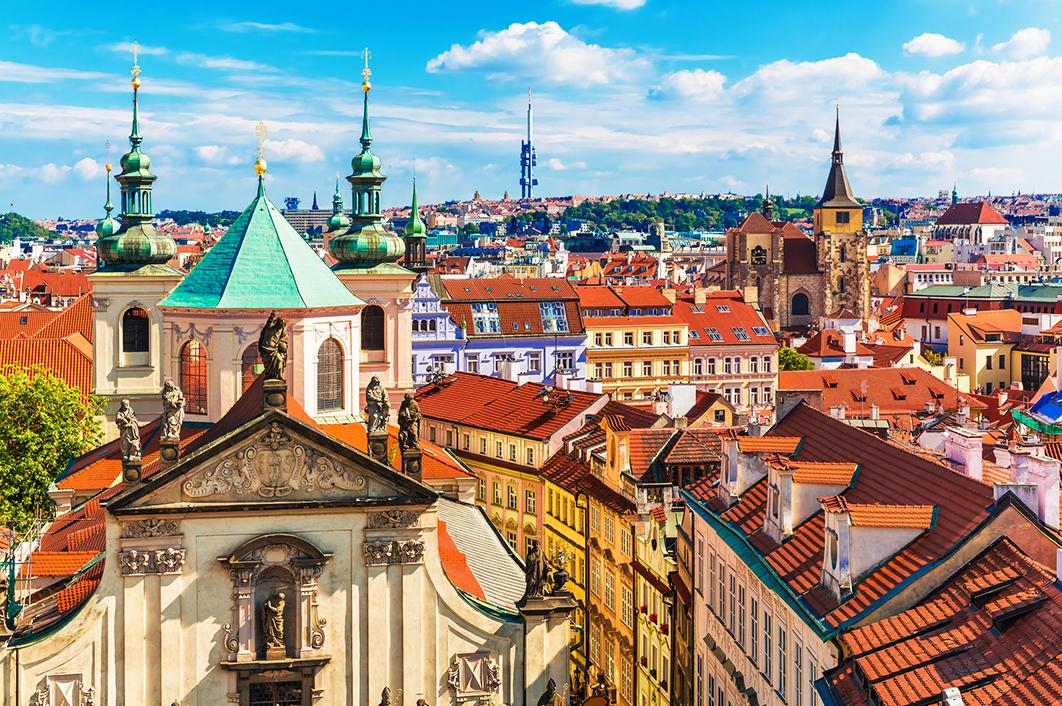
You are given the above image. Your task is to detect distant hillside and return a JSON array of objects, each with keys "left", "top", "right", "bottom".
[
  {"left": 0, "top": 212, "right": 53, "bottom": 242},
  {"left": 157, "top": 209, "right": 241, "bottom": 227},
  {"left": 562, "top": 194, "right": 817, "bottom": 232}
]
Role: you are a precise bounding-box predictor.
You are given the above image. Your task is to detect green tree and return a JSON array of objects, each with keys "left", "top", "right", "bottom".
[
  {"left": 778, "top": 347, "right": 814, "bottom": 371},
  {"left": 0, "top": 212, "right": 52, "bottom": 242},
  {"left": 0, "top": 366, "right": 103, "bottom": 527},
  {"left": 921, "top": 349, "right": 944, "bottom": 366}
]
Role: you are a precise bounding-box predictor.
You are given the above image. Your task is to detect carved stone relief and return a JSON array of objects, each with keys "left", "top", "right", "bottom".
[
  {"left": 182, "top": 422, "right": 367, "bottom": 500},
  {"left": 364, "top": 540, "right": 425, "bottom": 566},
  {"left": 447, "top": 652, "right": 502, "bottom": 700},
  {"left": 121, "top": 518, "right": 180, "bottom": 538},
  {"left": 367, "top": 510, "right": 420, "bottom": 529},
  {"left": 119, "top": 547, "right": 186, "bottom": 576}
]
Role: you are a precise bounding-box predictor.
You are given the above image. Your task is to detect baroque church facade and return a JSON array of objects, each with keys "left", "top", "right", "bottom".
[
  {"left": 724, "top": 112, "right": 870, "bottom": 329},
  {"left": 0, "top": 56, "right": 575, "bottom": 706}
]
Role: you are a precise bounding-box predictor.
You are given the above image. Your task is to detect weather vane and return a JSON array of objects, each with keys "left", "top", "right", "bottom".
[
  {"left": 131, "top": 41, "right": 141, "bottom": 89},
  {"left": 362, "top": 47, "right": 372, "bottom": 91},
  {"left": 255, "top": 121, "right": 268, "bottom": 176},
  {"left": 104, "top": 140, "right": 112, "bottom": 173}
]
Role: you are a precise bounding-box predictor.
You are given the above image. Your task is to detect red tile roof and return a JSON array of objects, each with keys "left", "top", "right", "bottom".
[
  {"left": 21, "top": 551, "right": 98, "bottom": 577},
  {"left": 796, "top": 329, "right": 875, "bottom": 358},
  {"left": 0, "top": 336, "right": 93, "bottom": 395},
  {"left": 787, "top": 461, "right": 858, "bottom": 486},
  {"left": 846, "top": 503, "right": 935, "bottom": 529},
  {"left": 935, "top": 201, "right": 1009, "bottom": 226},
  {"left": 443, "top": 299, "right": 585, "bottom": 337},
  {"left": 828, "top": 537, "right": 1062, "bottom": 706},
  {"left": 673, "top": 298, "right": 776, "bottom": 347},
  {"left": 628, "top": 428, "right": 677, "bottom": 479},
  {"left": 737, "top": 436, "right": 801, "bottom": 454},
  {"left": 663, "top": 428, "right": 724, "bottom": 465},
  {"left": 442, "top": 276, "right": 577, "bottom": 301},
  {"left": 416, "top": 372, "right": 605, "bottom": 441},
  {"left": 778, "top": 368, "right": 979, "bottom": 420},
  {"left": 575, "top": 285, "right": 626, "bottom": 309}
]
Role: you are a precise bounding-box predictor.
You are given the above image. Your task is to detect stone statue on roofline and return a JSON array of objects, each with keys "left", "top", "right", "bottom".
[
  {"left": 159, "top": 379, "right": 184, "bottom": 441},
  {"left": 523, "top": 539, "right": 551, "bottom": 599},
  {"left": 365, "top": 376, "right": 390, "bottom": 434},
  {"left": 115, "top": 399, "right": 141, "bottom": 462},
  {"left": 258, "top": 311, "right": 288, "bottom": 381},
  {"left": 397, "top": 393, "right": 421, "bottom": 453}
]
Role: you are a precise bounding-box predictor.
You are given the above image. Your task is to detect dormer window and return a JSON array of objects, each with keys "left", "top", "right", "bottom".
[{"left": 769, "top": 484, "right": 780, "bottom": 519}]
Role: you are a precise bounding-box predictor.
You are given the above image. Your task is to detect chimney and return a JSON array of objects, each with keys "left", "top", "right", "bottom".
[
  {"left": 693, "top": 287, "right": 708, "bottom": 305},
  {"left": 1006, "top": 447, "right": 1061, "bottom": 530},
  {"left": 942, "top": 687, "right": 964, "bottom": 706},
  {"left": 829, "top": 405, "right": 847, "bottom": 420},
  {"left": 1056, "top": 547, "right": 1062, "bottom": 583},
  {"left": 997, "top": 388, "right": 1008, "bottom": 407},
  {"left": 869, "top": 404, "right": 880, "bottom": 420},
  {"left": 944, "top": 427, "right": 983, "bottom": 481},
  {"left": 842, "top": 329, "right": 856, "bottom": 356}
]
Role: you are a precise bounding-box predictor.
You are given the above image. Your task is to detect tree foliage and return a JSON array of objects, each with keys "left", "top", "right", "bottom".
[
  {"left": 156, "top": 209, "right": 241, "bottom": 227},
  {"left": 778, "top": 347, "right": 814, "bottom": 371},
  {"left": 0, "top": 212, "right": 52, "bottom": 243},
  {"left": 0, "top": 366, "right": 103, "bottom": 527},
  {"left": 561, "top": 195, "right": 818, "bottom": 232}
]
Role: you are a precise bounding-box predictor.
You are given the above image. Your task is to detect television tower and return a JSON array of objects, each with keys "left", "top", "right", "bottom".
[{"left": 519, "top": 88, "right": 538, "bottom": 199}]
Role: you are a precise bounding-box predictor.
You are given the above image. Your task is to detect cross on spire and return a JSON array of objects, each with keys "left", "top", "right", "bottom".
[
  {"left": 361, "top": 47, "right": 372, "bottom": 91},
  {"left": 131, "top": 41, "right": 141, "bottom": 89},
  {"left": 254, "top": 121, "right": 268, "bottom": 179}
]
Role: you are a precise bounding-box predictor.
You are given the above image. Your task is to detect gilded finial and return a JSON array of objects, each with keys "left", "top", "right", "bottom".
[
  {"left": 254, "top": 121, "right": 268, "bottom": 176},
  {"left": 131, "top": 41, "right": 141, "bottom": 90},
  {"left": 361, "top": 47, "right": 372, "bottom": 92},
  {"left": 104, "top": 139, "right": 112, "bottom": 173}
]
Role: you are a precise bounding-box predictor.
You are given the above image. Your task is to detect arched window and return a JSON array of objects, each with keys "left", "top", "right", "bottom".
[
  {"left": 180, "top": 340, "right": 208, "bottom": 415},
  {"left": 361, "top": 305, "right": 385, "bottom": 351},
  {"left": 839, "top": 277, "right": 846, "bottom": 294},
  {"left": 791, "top": 292, "right": 810, "bottom": 316},
  {"left": 241, "top": 345, "right": 262, "bottom": 393},
  {"left": 838, "top": 245, "right": 847, "bottom": 263},
  {"left": 122, "top": 307, "right": 150, "bottom": 353},
  {"left": 316, "top": 338, "right": 344, "bottom": 412}
]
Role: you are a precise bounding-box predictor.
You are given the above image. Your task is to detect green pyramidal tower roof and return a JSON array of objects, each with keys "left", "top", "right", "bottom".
[{"left": 160, "top": 179, "right": 363, "bottom": 309}]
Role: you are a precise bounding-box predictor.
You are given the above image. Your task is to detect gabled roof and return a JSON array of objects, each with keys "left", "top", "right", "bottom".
[
  {"left": 159, "top": 182, "right": 362, "bottom": 310},
  {"left": 673, "top": 296, "right": 776, "bottom": 347},
  {"left": 441, "top": 276, "right": 577, "bottom": 301},
  {"left": 778, "top": 368, "right": 980, "bottom": 419},
  {"left": 935, "top": 202, "right": 1009, "bottom": 226}
]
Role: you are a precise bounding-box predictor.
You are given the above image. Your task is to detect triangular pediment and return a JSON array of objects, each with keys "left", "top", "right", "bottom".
[{"left": 107, "top": 410, "right": 437, "bottom": 514}]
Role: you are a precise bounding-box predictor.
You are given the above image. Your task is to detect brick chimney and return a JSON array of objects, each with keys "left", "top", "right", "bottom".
[{"left": 944, "top": 427, "right": 983, "bottom": 481}]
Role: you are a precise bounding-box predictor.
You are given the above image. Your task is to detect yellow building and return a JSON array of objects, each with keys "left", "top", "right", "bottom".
[
  {"left": 415, "top": 372, "right": 608, "bottom": 560},
  {"left": 578, "top": 285, "right": 689, "bottom": 404},
  {"left": 947, "top": 308, "right": 1021, "bottom": 394},
  {"left": 634, "top": 508, "right": 678, "bottom": 706}
]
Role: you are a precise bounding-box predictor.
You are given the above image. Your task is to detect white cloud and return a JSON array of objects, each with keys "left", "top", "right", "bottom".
[
  {"left": 39, "top": 163, "right": 71, "bottom": 183},
  {"left": 194, "top": 145, "right": 242, "bottom": 165},
  {"left": 545, "top": 158, "right": 587, "bottom": 170},
  {"left": 176, "top": 52, "right": 276, "bottom": 73},
  {"left": 107, "top": 42, "right": 170, "bottom": 56},
  {"left": 568, "top": 0, "right": 646, "bottom": 9},
  {"left": 0, "top": 60, "right": 108, "bottom": 84},
  {"left": 649, "top": 69, "right": 727, "bottom": 101},
  {"left": 991, "top": 27, "right": 1050, "bottom": 59},
  {"left": 903, "top": 33, "right": 964, "bottom": 57},
  {"left": 731, "top": 53, "right": 887, "bottom": 104},
  {"left": 426, "top": 21, "right": 650, "bottom": 87},
  {"left": 264, "top": 138, "right": 324, "bottom": 164},
  {"left": 72, "top": 157, "right": 101, "bottom": 180},
  {"left": 221, "top": 21, "right": 313, "bottom": 33}
]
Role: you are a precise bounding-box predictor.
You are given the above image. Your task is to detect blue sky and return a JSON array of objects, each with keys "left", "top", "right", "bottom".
[{"left": 3, "top": 0, "right": 1062, "bottom": 217}]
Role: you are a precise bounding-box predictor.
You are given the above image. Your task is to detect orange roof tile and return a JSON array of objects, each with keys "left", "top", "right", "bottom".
[
  {"left": 56, "top": 578, "right": 100, "bottom": 614},
  {"left": 21, "top": 551, "right": 98, "bottom": 577},
  {"left": 846, "top": 503, "right": 935, "bottom": 529},
  {"left": 0, "top": 336, "right": 93, "bottom": 395},
  {"left": 437, "top": 519, "right": 485, "bottom": 600},
  {"left": 737, "top": 436, "right": 801, "bottom": 454},
  {"left": 789, "top": 462, "right": 858, "bottom": 486}
]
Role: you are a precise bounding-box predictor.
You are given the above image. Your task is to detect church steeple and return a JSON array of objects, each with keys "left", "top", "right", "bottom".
[
  {"left": 95, "top": 43, "right": 176, "bottom": 271},
  {"left": 762, "top": 182, "right": 773, "bottom": 220},
  {"left": 951, "top": 182, "right": 958, "bottom": 205},
  {"left": 327, "top": 174, "right": 350, "bottom": 231},
  {"left": 403, "top": 176, "right": 428, "bottom": 273},
  {"left": 95, "top": 159, "right": 119, "bottom": 240},
  {"left": 816, "top": 106, "right": 860, "bottom": 209},
  {"left": 328, "top": 48, "right": 406, "bottom": 269}
]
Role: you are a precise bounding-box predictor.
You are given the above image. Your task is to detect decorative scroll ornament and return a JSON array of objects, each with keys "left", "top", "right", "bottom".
[
  {"left": 119, "top": 547, "right": 186, "bottom": 575},
  {"left": 183, "top": 422, "right": 367, "bottom": 499},
  {"left": 121, "top": 518, "right": 179, "bottom": 538},
  {"left": 119, "top": 549, "right": 153, "bottom": 576},
  {"left": 155, "top": 547, "right": 186, "bottom": 574},
  {"left": 367, "top": 510, "right": 419, "bottom": 529},
  {"left": 223, "top": 622, "right": 239, "bottom": 654},
  {"left": 309, "top": 590, "right": 327, "bottom": 649}
]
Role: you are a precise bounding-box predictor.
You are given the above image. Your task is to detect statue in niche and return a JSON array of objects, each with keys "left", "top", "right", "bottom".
[
  {"left": 262, "top": 590, "right": 286, "bottom": 650},
  {"left": 258, "top": 312, "right": 288, "bottom": 381},
  {"left": 397, "top": 393, "right": 421, "bottom": 453},
  {"left": 115, "top": 399, "right": 141, "bottom": 461},
  {"left": 364, "top": 376, "right": 390, "bottom": 434},
  {"left": 160, "top": 379, "right": 184, "bottom": 441}
]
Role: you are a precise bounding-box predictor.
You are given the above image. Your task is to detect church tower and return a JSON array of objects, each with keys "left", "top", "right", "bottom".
[
  {"left": 89, "top": 48, "right": 181, "bottom": 435},
  {"left": 814, "top": 108, "right": 869, "bottom": 321},
  {"left": 403, "top": 177, "right": 429, "bottom": 274},
  {"left": 328, "top": 50, "right": 415, "bottom": 412}
]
